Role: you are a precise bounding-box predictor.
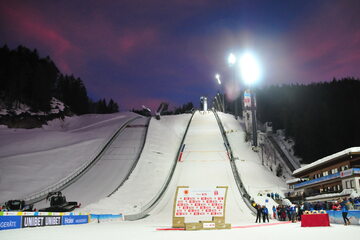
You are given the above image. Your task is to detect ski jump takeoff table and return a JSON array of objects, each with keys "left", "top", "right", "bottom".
[{"left": 301, "top": 214, "right": 330, "bottom": 227}]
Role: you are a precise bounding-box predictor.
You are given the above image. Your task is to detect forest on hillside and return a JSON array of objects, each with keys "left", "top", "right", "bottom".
[
  {"left": 0, "top": 45, "right": 119, "bottom": 115},
  {"left": 255, "top": 78, "right": 360, "bottom": 164}
]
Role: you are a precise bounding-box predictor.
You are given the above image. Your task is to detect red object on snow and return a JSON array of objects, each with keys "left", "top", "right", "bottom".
[{"left": 301, "top": 214, "right": 330, "bottom": 227}]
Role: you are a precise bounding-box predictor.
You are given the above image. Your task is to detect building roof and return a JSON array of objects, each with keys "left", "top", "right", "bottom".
[
  {"left": 286, "top": 178, "right": 302, "bottom": 184},
  {"left": 293, "top": 147, "right": 360, "bottom": 176}
]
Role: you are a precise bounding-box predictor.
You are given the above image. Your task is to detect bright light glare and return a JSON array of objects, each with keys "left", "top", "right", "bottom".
[
  {"left": 228, "top": 53, "right": 236, "bottom": 65},
  {"left": 215, "top": 73, "right": 221, "bottom": 85},
  {"left": 239, "top": 52, "right": 261, "bottom": 85}
]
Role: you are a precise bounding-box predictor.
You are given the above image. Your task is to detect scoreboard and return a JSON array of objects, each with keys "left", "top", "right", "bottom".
[{"left": 173, "top": 187, "right": 227, "bottom": 217}]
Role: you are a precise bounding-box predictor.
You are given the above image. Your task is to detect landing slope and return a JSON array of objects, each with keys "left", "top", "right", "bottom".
[
  {"left": 146, "top": 111, "right": 254, "bottom": 225},
  {"left": 35, "top": 117, "right": 148, "bottom": 209},
  {"left": 0, "top": 112, "right": 138, "bottom": 203},
  {"left": 218, "top": 112, "right": 288, "bottom": 206}
]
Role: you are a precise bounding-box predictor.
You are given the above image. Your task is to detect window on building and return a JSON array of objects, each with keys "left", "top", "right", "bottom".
[
  {"left": 338, "top": 185, "right": 342, "bottom": 191},
  {"left": 346, "top": 181, "right": 350, "bottom": 189},
  {"left": 331, "top": 168, "right": 338, "bottom": 174},
  {"left": 323, "top": 171, "right": 328, "bottom": 176},
  {"left": 350, "top": 180, "right": 355, "bottom": 188},
  {"left": 341, "top": 165, "right": 349, "bottom": 171}
]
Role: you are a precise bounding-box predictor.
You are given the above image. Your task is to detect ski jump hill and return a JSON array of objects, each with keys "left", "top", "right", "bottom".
[
  {"left": 0, "top": 110, "right": 287, "bottom": 223},
  {"left": 2, "top": 111, "right": 359, "bottom": 240}
]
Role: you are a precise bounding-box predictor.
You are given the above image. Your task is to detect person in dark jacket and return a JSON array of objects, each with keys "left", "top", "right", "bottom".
[
  {"left": 255, "top": 204, "right": 262, "bottom": 223},
  {"left": 262, "top": 205, "right": 269, "bottom": 222},
  {"left": 340, "top": 198, "right": 351, "bottom": 225}
]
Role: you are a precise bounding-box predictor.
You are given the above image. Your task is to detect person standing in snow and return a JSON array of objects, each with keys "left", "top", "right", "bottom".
[
  {"left": 262, "top": 205, "right": 269, "bottom": 222},
  {"left": 272, "top": 205, "right": 277, "bottom": 219},
  {"left": 290, "top": 204, "right": 297, "bottom": 222},
  {"left": 340, "top": 198, "right": 351, "bottom": 225},
  {"left": 255, "top": 204, "right": 262, "bottom": 223}
]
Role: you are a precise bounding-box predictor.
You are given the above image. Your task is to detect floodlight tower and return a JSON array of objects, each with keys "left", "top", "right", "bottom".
[
  {"left": 228, "top": 53, "right": 238, "bottom": 118},
  {"left": 215, "top": 74, "right": 225, "bottom": 112},
  {"left": 239, "top": 52, "right": 261, "bottom": 147}
]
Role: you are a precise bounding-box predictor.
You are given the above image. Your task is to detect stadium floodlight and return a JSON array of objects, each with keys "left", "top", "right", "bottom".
[
  {"left": 239, "top": 52, "right": 261, "bottom": 85},
  {"left": 228, "top": 53, "right": 236, "bottom": 66},
  {"left": 215, "top": 73, "right": 221, "bottom": 85}
]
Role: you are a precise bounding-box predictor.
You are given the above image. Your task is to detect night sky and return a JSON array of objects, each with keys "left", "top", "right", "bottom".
[{"left": 1, "top": 0, "right": 359, "bottom": 110}]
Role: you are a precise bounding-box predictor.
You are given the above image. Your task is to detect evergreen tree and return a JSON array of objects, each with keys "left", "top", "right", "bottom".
[
  {"left": 0, "top": 44, "right": 120, "bottom": 116},
  {"left": 256, "top": 78, "right": 360, "bottom": 163}
]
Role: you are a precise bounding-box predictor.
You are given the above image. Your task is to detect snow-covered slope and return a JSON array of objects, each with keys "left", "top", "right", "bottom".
[
  {"left": 218, "top": 112, "right": 288, "bottom": 208},
  {"left": 34, "top": 117, "right": 150, "bottom": 209},
  {"left": 0, "top": 112, "right": 138, "bottom": 203},
  {"left": 0, "top": 98, "right": 66, "bottom": 117},
  {"left": 143, "top": 111, "right": 254, "bottom": 225},
  {"left": 81, "top": 114, "right": 192, "bottom": 214},
  {"left": 1, "top": 112, "right": 357, "bottom": 240}
]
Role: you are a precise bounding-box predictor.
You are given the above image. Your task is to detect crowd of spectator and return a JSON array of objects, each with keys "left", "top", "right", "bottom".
[
  {"left": 302, "top": 197, "right": 360, "bottom": 211},
  {"left": 251, "top": 196, "right": 359, "bottom": 224}
]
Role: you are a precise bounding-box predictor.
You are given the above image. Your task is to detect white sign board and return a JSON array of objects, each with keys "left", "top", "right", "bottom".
[
  {"left": 174, "top": 188, "right": 226, "bottom": 217},
  {"left": 244, "top": 90, "right": 251, "bottom": 108},
  {"left": 340, "top": 169, "right": 353, "bottom": 178}
]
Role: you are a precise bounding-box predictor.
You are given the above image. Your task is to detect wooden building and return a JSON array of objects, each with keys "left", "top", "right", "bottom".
[{"left": 287, "top": 147, "right": 360, "bottom": 202}]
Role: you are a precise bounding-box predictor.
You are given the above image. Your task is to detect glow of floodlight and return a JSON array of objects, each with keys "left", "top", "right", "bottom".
[
  {"left": 228, "top": 53, "right": 236, "bottom": 65},
  {"left": 239, "top": 52, "right": 261, "bottom": 85},
  {"left": 215, "top": 73, "right": 221, "bottom": 85}
]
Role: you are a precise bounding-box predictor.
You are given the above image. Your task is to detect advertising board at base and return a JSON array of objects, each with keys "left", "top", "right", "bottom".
[
  {"left": 63, "top": 215, "right": 88, "bottom": 225},
  {"left": 22, "top": 216, "right": 62, "bottom": 228},
  {"left": 0, "top": 216, "right": 22, "bottom": 230},
  {"left": 0, "top": 214, "right": 89, "bottom": 231}
]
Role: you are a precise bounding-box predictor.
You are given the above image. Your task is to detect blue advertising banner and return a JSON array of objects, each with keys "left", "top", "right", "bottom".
[
  {"left": 62, "top": 215, "right": 88, "bottom": 225},
  {"left": 327, "top": 210, "right": 360, "bottom": 225},
  {"left": 0, "top": 216, "right": 22, "bottom": 231},
  {"left": 90, "top": 214, "right": 123, "bottom": 221}
]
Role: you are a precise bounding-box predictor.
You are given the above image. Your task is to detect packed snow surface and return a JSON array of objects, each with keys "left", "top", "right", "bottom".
[
  {"left": 34, "top": 117, "right": 150, "bottom": 209},
  {"left": 218, "top": 112, "right": 289, "bottom": 208},
  {"left": 82, "top": 114, "right": 191, "bottom": 214},
  {"left": 1, "top": 212, "right": 358, "bottom": 240},
  {"left": 143, "top": 111, "right": 254, "bottom": 225},
  {"left": 0, "top": 112, "right": 139, "bottom": 203}
]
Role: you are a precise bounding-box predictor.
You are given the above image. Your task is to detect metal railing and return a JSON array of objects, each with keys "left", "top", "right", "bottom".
[
  {"left": 212, "top": 110, "right": 256, "bottom": 214},
  {"left": 124, "top": 111, "right": 195, "bottom": 220},
  {"left": 267, "top": 134, "right": 297, "bottom": 172}
]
